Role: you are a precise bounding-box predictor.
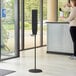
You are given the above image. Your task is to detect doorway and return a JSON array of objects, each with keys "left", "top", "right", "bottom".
[{"left": 20, "top": 0, "right": 47, "bottom": 50}]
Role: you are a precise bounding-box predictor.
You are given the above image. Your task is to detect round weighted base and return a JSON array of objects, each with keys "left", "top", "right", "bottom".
[{"left": 29, "top": 69, "right": 42, "bottom": 73}]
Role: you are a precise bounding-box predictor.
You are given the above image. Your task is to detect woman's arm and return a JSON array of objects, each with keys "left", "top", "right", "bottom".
[
  {"left": 66, "top": 8, "right": 75, "bottom": 22},
  {"left": 64, "top": 3, "right": 71, "bottom": 7}
]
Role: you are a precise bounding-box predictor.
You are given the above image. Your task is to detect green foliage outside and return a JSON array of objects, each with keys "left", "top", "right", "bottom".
[
  {"left": 2, "top": 0, "right": 69, "bottom": 31},
  {"left": 58, "top": 0, "right": 70, "bottom": 21},
  {"left": 24, "top": 0, "right": 47, "bottom": 20},
  {"left": 3, "top": 22, "right": 47, "bottom": 31}
]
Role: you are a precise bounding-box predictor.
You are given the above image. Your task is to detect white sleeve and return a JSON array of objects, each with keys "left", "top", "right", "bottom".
[{"left": 66, "top": 8, "right": 75, "bottom": 22}]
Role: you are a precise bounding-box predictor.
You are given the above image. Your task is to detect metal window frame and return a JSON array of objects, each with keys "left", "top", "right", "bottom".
[
  {"left": 0, "top": 0, "right": 1, "bottom": 60},
  {"left": 40, "top": 0, "right": 43, "bottom": 46},
  {"left": 56, "top": 0, "right": 58, "bottom": 21},
  {"left": 21, "top": 0, "right": 25, "bottom": 50}
]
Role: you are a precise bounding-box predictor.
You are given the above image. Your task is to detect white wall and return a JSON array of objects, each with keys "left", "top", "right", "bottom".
[{"left": 47, "top": 22, "right": 73, "bottom": 54}]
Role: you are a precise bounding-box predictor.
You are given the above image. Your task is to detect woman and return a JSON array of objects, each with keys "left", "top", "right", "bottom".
[{"left": 66, "top": 0, "right": 76, "bottom": 58}]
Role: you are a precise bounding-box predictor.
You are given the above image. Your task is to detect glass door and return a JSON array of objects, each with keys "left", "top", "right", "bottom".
[
  {"left": 0, "top": 0, "right": 19, "bottom": 60},
  {"left": 43, "top": 0, "right": 47, "bottom": 45},
  {"left": 20, "top": 0, "right": 46, "bottom": 50}
]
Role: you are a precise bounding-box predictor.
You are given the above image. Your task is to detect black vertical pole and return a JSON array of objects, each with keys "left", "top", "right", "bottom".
[
  {"left": 29, "top": 10, "right": 42, "bottom": 73},
  {"left": 35, "top": 35, "right": 36, "bottom": 70},
  {"left": 17, "top": 0, "right": 20, "bottom": 54},
  {"left": 56, "top": 0, "right": 58, "bottom": 21},
  {"left": 0, "top": 0, "right": 1, "bottom": 60}
]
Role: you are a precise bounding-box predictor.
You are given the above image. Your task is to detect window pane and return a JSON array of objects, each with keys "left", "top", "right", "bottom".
[
  {"left": 58, "top": 0, "right": 69, "bottom": 22},
  {"left": 24, "top": 0, "right": 40, "bottom": 49}
]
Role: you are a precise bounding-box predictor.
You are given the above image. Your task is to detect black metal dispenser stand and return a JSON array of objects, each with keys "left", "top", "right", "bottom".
[{"left": 29, "top": 35, "right": 42, "bottom": 73}]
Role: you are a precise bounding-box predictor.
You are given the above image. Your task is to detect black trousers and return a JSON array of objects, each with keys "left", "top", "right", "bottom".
[{"left": 70, "top": 26, "right": 76, "bottom": 56}]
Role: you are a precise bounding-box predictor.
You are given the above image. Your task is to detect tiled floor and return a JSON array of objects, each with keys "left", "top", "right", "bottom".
[{"left": 0, "top": 47, "right": 76, "bottom": 76}]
